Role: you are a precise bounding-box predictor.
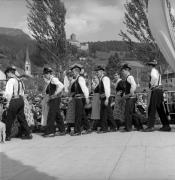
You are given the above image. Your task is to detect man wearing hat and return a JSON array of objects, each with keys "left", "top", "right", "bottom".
[
  {"left": 144, "top": 60, "right": 171, "bottom": 132},
  {"left": 42, "top": 67, "right": 65, "bottom": 137},
  {"left": 70, "top": 63, "right": 90, "bottom": 135},
  {"left": 95, "top": 65, "right": 117, "bottom": 133},
  {"left": 121, "top": 64, "right": 137, "bottom": 131},
  {"left": 3, "top": 66, "right": 32, "bottom": 141}
]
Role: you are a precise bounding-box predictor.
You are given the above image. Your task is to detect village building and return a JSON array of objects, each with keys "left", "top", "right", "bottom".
[{"left": 68, "top": 33, "right": 89, "bottom": 51}]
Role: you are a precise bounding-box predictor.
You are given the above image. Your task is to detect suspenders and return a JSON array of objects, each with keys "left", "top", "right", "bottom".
[{"left": 9, "top": 77, "right": 24, "bottom": 98}]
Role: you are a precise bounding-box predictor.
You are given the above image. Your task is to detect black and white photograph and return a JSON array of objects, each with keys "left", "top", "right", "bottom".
[{"left": 0, "top": 0, "right": 175, "bottom": 179}]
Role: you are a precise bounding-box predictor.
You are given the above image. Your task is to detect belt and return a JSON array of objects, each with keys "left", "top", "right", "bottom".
[
  {"left": 75, "top": 94, "right": 84, "bottom": 98},
  {"left": 151, "top": 85, "right": 163, "bottom": 90},
  {"left": 12, "top": 95, "right": 21, "bottom": 99},
  {"left": 100, "top": 94, "right": 106, "bottom": 98}
]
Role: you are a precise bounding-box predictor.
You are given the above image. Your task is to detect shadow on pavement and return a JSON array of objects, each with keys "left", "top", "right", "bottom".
[{"left": 0, "top": 152, "right": 57, "bottom": 180}]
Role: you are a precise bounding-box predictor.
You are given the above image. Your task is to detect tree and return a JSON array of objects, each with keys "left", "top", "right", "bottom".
[
  {"left": 119, "top": 0, "right": 167, "bottom": 66},
  {"left": 167, "top": 0, "right": 175, "bottom": 28},
  {"left": 106, "top": 53, "right": 122, "bottom": 80},
  {"left": 26, "top": 0, "right": 67, "bottom": 69}
]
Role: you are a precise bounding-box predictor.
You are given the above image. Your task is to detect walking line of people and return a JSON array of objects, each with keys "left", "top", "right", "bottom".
[{"left": 0, "top": 58, "right": 172, "bottom": 142}]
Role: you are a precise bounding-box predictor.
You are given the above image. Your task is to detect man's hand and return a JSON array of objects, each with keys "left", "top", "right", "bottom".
[
  {"left": 116, "top": 91, "right": 122, "bottom": 96},
  {"left": 5, "top": 102, "right": 9, "bottom": 109},
  {"left": 49, "top": 94, "right": 57, "bottom": 100},
  {"left": 68, "top": 97, "right": 73, "bottom": 102},
  {"left": 104, "top": 98, "right": 109, "bottom": 106}
]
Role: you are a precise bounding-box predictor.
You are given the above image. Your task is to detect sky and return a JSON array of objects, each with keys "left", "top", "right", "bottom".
[{"left": 0, "top": 0, "right": 127, "bottom": 42}]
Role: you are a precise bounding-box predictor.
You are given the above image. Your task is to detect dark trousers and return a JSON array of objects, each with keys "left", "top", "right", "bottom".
[
  {"left": 124, "top": 98, "right": 135, "bottom": 131},
  {"left": 92, "top": 120, "right": 100, "bottom": 130},
  {"left": 5, "top": 97, "right": 30, "bottom": 137},
  {"left": 148, "top": 88, "right": 170, "bottom": 127},
  {"left": 100, "top": 97, "right": 116, "bottom": 131},
  {"left": 74, "top": 98, "right": 89, "bottom": 133},
  {"left": 46, "top": 97, "right": 65, "bottom": 133}
]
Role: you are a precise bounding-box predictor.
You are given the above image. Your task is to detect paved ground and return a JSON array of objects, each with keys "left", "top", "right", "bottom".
[{"left": 1, "top": 128, "right": 175, "bottom": 180}]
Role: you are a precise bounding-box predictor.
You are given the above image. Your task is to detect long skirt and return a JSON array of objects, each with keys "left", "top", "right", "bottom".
[
  {"left": 66, "top": 98, "right": 75, "bottom": 124},
  {"left": 113, "top": 94, "right": 125, "bottom": 122},
  {"left": 41, "top": 96, "right": 49, "bottom": 126},
  {"left": 91, "top": 93, "right": 100, "bottom": 120},
  {"left": 24, "top": 97, "right": 35, "bottom": 126}
]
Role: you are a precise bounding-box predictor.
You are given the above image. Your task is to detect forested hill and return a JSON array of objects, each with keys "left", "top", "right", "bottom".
[
  {"left": 0, "top": 27, "right": 48, "bottom": 70},
  {"left": 0, "top": 27, "right": 140, "bottom": 70},
  {"left": 88, "top": 40, "right": 132, "bottom": 54}
]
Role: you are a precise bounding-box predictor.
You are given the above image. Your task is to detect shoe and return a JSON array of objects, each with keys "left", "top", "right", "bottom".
[
  {"left": 81, "top": 129, "right": 93, "bottom": 135},
  {"left": 110, "top": 128, "right": 117, "bottom": 132},
  {"left": 120, "top": 128, "right": 132, "bottom": 132},
  {"left": 143, "top": 127, "right": 155, "bottom": 132},
  {"left": 116, "top": 120, "right": 121, "bottom": 130},
  {"left": 55, "top": 132, "right": 66, "bottom": 136},
  {"left": 21, "top": 134, "right": 33, "bottom": 140},
  {"left": 97, "top": 130, "right": 107, "bottom": 134},
  {"left": 70, "top": 132, "right": 81, "bottom": 136},
  {"left": 42, "top": 133, "right": 55, "bottom": 137},
  {"left": 81, "top": 130, "right": 88, "bottom": 135},
  {"left": 5, "top": 137, "right": 11, "bottom": 141},
  {"left": 159, "top": 126, "right": 171, "bottom": 132}
]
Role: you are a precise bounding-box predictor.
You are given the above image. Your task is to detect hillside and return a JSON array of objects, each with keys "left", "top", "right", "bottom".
[
  {"left": 0, "top": 27, "right": 31, "bottom": 39},
  {"left": 0, "top": 27, "right": 48, "bottom": 70},
  {"left": 88, "top": 40, "right": 133, "bottom": 54}
]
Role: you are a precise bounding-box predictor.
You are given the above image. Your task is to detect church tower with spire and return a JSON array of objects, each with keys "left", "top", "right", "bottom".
[{"left": 25, "top": 47, "right": 32, "bottom": 76}]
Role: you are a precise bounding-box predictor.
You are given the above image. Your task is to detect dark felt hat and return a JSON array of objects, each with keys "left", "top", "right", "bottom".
[
  {"left": 70, "top": 63, "right": 83, "bottom": 70},
  {"left": 121, "top": 64, "right": 131, "bottom": 71},
  {"left": 43, "top": 67, "right": 53, "bottom": 74},
  {"left": 146, "top": 59, "right": 157, "bottom": 66},
  {"left": 4, "top": 66, "right": 16, "bottom": 74},
  {"left": 94, "top": 65, "right": 105, "bottom": 71}
]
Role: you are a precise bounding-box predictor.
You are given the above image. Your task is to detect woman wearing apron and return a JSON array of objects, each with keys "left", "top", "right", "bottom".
[{"left": 113, "top": 72, "right": 126, "bottom": 130}]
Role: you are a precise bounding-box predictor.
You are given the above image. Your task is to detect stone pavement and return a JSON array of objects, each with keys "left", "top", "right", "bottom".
[{"left": 1, "top": 129, "right": 175, "bottom": 180}]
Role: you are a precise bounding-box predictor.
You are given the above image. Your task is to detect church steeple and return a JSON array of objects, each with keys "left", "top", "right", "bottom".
[{"left": 25, "top": 47, "right": 31, "bottom": 76}]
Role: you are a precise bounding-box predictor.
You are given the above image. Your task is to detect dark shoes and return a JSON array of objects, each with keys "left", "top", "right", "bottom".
[
  {"left": 21, "top": 134, "right": 33, "bottom": 140},
  {"left": 143, "top": 126, "right": 171, "bottom": 132},
  {"left": 159, "top": 126, "right": 171, "bottom": 132},
  {"left": 120, "top": 127, "right": 132, "bottom": 132},
  {"left": 97, "top": 130, "right": 107, "bottom": 134},
  {"left": 81, "top": 129, "right": 92, "bottom": 135},
  {"left": 42, "top": 132, "right": 55, "bottom": 137},
  {"left": 143, "top": 127, "right": 155, "bottom": 132},
  {"left": 55, "top": 132, "right": 66, "bottom": 136},
  {"left": 5, "top": 136, "right": 11, "bottom": 141},
  {"left": 70, "top": 132, "right": 81, "bottom": 136},
  {"left": 110, "top": 128, "right": 117, "bottom": 132}
]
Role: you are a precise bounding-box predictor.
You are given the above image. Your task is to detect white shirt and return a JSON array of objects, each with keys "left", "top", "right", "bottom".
[
  {"left": 102, "top": 76, "right": 111, "bottom": 98},
  {"left": 150, "top": 67, "right": 161, "bottom": 88},
  {"left": 63, "top": 75, "right": 70, "bottom": 93},
  {"left": 4, "top": 77, "right": 24, "bottom": 102},
  {"left": 50, "top": 76, "right": 64, "bottom": 95},
  {"left": 127, "top": 75, "right": 136, "bottom": 95},
  {"left": 78, "top": 76, "right": 89, "bottom": 99}
]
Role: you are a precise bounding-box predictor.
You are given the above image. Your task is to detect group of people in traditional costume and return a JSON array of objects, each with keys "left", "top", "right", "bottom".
[{"left": 0, "top": 58, "right": 172, "bottom": 142}]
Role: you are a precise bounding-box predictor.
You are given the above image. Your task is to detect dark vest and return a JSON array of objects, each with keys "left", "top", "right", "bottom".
[
  {"left": 46, "top": 78, "right": 57, "bottom": 96},
  {"left": 94, "top": 85, "right": 99, "bottom": 93},
  {"left": 116, "top": 80, "right": 125, "bottom": 96},
  {"left": 98, "top": 76, "right": 107, "bottom": 94},
  {"left": 71, "top": 76, "right": 83, "bottom": 95},
  {"left": 125, "top": 75, "right": 131, "bottom": 95},
  {"left": 116, "top": 80, "right": 125, "bottom": 92}
]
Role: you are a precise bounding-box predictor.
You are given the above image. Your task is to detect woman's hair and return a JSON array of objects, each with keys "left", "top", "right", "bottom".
[
  {"left": 66, "top": 71, "right": 74, "bottom": 77},
  {"left": 114, "top": 72, "right": 121, "bottom": 77}
]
